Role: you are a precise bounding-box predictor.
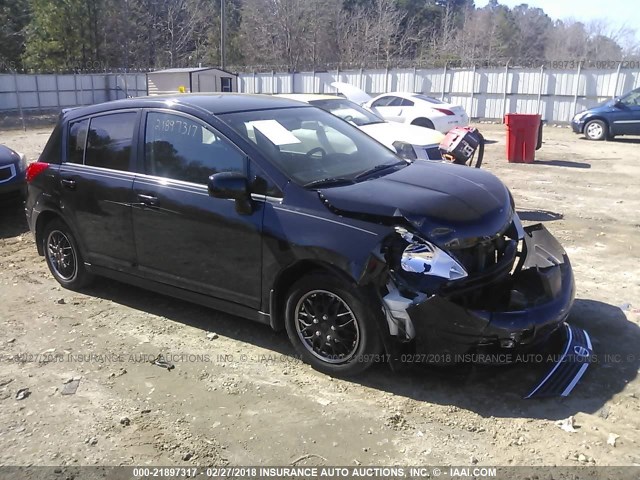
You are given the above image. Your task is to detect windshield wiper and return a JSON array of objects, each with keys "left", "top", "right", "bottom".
[
  {"left": 355, "top": 161, "right": 406, "bottom": 181},
  {"left": 304, "top": 177, "right": 355, "bottom": 188}
]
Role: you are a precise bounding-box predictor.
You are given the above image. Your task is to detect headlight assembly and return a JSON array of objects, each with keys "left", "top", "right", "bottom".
[
  {"left": 392, "top": 141, "right": 417, "bottom": 161},
  {"left": 573, "top": 112, "right": 588, "bottom": 123},
  {"left": 395, "top": 227, "right": 467, "bottom": 280}
]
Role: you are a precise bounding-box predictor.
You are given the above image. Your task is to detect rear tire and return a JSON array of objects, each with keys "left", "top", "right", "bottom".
[
  {"left": 411, "top": 117, "right": 435, "bottom": 130},
  {"left": 284, "top": 273, "right": 382, "bottom": 376},
  {"left": 42, "top": 219, "right": 93, "bottom": 290},
  {"left": 584, "top": 119, "right": 607, "bottom": 141}
]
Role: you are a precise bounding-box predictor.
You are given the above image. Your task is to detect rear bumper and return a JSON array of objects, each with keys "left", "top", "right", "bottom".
[
  {"left": 433, "top": 115, "right": 469, "bottom": 134},
  {"left": 405, "top": 224, "right": 575, "bottom": 361}
]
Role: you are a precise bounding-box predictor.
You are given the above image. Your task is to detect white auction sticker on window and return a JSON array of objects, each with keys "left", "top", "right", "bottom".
[{"left": 248, "top": 120, "right": 301, "bottom": 146}]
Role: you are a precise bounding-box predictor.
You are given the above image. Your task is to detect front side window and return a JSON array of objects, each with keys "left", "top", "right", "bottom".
[
  {"left": 620, "top": 89, "right": 640, "bottom": 107},
  {"left": 85, "top": 113, "right": 137, "bottom": 170},
  {"left": 145, "top": 112, "right": 245, "bottom": 184},
  {"left": 221, "top": 106, "right": 403, "bottom": 187},
  {"left": 371, "top": 96, "right": 398, "bottom": 107},
  {"left": 67, "top": 119, "right": 89, "bottom": 164}
]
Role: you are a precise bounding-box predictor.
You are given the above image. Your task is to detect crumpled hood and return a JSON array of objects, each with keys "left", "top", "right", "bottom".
[
  {"left": 582, "top": 100, "right": 615, "bottom": 114},
  {"left": 319, "top": 161, "right": 513, "bottom": 246}
]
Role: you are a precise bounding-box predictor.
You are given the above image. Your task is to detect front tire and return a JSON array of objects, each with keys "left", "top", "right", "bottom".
[
  {"left": 584, "top": 119, "right": 607, "bottom": 141},
  {"left": 284, "top": 273, "right": 382, "bottom": 376},
  {"left": 42, "top": 219, "right": 93, "bottom": 290}
]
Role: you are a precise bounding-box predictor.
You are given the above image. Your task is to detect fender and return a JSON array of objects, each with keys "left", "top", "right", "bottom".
[{"left": 29, "top": 182, "right": 90, "bottom": 262}]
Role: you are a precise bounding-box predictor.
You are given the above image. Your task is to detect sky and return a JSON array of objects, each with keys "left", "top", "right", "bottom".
[{"left": 474, "top": 0, "right": 640, "bottom": 43}]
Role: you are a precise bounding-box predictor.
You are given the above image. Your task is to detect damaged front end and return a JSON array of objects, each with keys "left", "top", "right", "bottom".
[
  {"left": 314, "top": 160, "right": 589, "bottom": 396},
  {"left": 379, "top": 215, "right": 577, "bottom": 368}
]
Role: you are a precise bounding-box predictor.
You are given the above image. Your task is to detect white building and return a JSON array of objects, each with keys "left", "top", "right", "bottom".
[{"left": 147, "top": 67, "right": 238, "bottom": 95}]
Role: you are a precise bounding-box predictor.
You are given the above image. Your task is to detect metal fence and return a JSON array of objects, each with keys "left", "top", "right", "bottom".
[
  {"left": 2, "top": 67, "right": 640, "bottom": 124},
  {"left": 238, "top": 66, "right": 640, "bottom": 123},
  {"left": 0, "top": 73, "right": 147, "bottom": 114}
]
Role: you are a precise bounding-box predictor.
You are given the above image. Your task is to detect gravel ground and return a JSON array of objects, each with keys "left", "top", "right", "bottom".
[{"left": 0, "top": 122, "right": 639, "bottom": 469}]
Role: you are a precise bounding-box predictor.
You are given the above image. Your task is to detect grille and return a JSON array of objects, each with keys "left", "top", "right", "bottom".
[
  {"left": 0, "top": 164, "right": 16, "bottom": 183},
  {"left": 451, "top": 235, "right": 513, "bottom": 275}
]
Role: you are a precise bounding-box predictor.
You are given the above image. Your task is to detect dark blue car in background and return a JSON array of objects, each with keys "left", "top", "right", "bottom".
[
  {"left": 0, "top": 145, "right": 27, "bottom": 197},
  {"left": 572, "top": 87, "right": 640, "bottom": 140}
]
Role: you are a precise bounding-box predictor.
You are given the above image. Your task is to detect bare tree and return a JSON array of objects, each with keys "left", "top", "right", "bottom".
[
  {"left": 240, "top": 0, "right": 340, "bottom": 71},
  {"left": 545, "top": 20, "right": 588, "bottom": 61},
  {"left": 337, "top": 0, "right": 413, "bottom": 68},
  {"left": 160, "top": 0, "right": 213, "bottom": 67}
]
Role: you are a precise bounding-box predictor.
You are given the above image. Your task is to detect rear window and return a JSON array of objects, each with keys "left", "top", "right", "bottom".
[
  {"left": 85, "top": 113, "right": 137, "bottom": 171},
  {"left": 412, "top": 94, "right": 446, "bottom": 104}
]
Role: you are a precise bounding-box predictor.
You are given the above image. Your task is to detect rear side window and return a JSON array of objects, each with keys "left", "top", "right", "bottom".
[
  {"left": 67, "top": 119, "right": 89, "bottom": 164},
  {"left": 144, "top": 111, "right": 245, "bottom": 184},
  {"left": 401, "top": 98, "right": 414, "bottom": 107},
  {"left": 40, "top": 122, "right": 63, "bottom": 164},
  {"left": 85, "top": 113, "right": 137, "bottom": 171}
]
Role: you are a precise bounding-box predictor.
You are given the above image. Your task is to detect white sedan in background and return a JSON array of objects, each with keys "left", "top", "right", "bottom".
[
  {"left": 277, "top": 94, "right": 445, "bottom": 161},
  {"left": 332, "top": 82, "right": 469, "bottom": 134}
]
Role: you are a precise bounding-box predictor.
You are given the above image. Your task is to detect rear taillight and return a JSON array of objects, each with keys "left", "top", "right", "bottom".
[
  {"left": 434, "top": 108, "right": 455, "bottom": 116},
  {"left": 25, "top": 162, "right": 49, "bottom": 183}
]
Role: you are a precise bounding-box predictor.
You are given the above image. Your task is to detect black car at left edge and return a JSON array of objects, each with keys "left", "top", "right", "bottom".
[{"left": 25, "top": 94, "right": 591, "bottom": 396}]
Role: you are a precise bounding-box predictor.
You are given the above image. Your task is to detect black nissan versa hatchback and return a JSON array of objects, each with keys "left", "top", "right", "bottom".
[{"left": 26, "top": 94, "right": 580, "bottom": 380}]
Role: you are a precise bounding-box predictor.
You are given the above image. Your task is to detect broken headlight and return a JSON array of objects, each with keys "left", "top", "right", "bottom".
[
  {"left": 395, "top": 227, "right": 467, "bottom": 280},
  {"left": 392, "top": 141, "right": 417, "bottom": 161}
]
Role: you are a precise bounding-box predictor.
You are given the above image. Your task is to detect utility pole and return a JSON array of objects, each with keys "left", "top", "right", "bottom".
[{"left": 220, "top": 0, "right": 226, "bottom": 69}]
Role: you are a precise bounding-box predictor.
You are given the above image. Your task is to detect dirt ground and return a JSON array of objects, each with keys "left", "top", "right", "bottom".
[{"left": 0, "top": 123, "right": 639, "bottom": 469}]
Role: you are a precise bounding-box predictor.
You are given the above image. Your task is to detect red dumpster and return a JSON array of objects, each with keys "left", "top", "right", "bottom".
[{"left": 504, "top": 113, "right": 541, "bottom": 163}]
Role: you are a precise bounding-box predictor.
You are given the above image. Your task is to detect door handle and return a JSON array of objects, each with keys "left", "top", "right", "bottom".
[
  {"left": 137, "top": 193, "right": 158, "bottom": 206},
  {"left": 60, "top": 178, "right": 77, "bottom": 190}
]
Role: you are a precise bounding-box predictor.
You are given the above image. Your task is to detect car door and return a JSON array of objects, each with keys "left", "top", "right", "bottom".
[
  {"left": 370, "top": 96, "right": 405, "bottom": 123},
  {"left": 131, "top": 110, "right": 263, "bottom": 308},
  {"left": 610, "top": 89, "right": 640, "bottom": 135},
  {"left": 58, "top": 110, "right": 139, "bottom": 270}
]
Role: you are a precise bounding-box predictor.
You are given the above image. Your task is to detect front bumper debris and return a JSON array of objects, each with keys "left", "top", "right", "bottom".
[{"left": 525, "top": 323, "right": 593, "bottom": 398}]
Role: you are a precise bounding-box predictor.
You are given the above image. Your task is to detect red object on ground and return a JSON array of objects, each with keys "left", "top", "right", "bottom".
[
  {"left": 504, "top": 113, "right": 541, "bottom": 163},
  {"left": 439, "top": 126, "right": 482, "bottom": 164}
]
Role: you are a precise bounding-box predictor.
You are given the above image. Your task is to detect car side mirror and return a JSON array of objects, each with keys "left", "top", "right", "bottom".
[
  {"left": 613, "top": 98, "right": 623, "bottom": 107},
  {"left": 208, "top": 172, "right": 253, "bottom": 215}
]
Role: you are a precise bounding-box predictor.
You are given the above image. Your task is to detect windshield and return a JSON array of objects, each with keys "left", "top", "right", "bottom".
[
  {"left": 308, "top": 99, "right": 383, "bottom": 126},
  {"left": 221, "top": 106, "right": 403, "bottom": 187}
]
